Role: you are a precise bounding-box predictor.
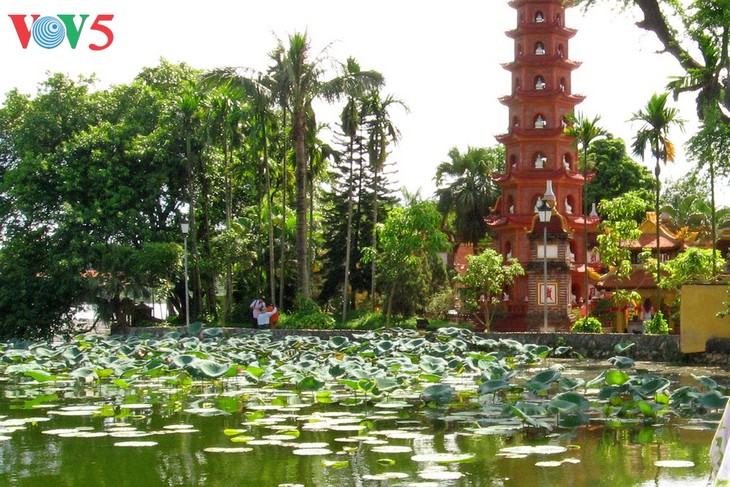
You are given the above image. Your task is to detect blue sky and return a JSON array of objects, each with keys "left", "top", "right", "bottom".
[{"left": 1, "top": 0, "right": 722, "bottom": 206}]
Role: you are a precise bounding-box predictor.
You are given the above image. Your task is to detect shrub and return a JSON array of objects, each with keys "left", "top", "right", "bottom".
[
  {"left": 572, "top": 316, "right": 603, "bottom": 333},
  {"left": 424, "top": 288, "right": 455, "bottom": 321},
  {"left": 282, "top": 296, "right": 336, "bottom": 330},
  {"left": 644, "top": 310, "right": 671, "bottom": 334}
]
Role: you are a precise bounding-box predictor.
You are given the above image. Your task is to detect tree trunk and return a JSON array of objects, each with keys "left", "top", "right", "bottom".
[
  {"left": 341, "top": 140, "right": 355, "bottom": 322},
  {"left": 263, "top": 123, "right": 276, "bottom": 306},
  {"left": 294, "top": 110, "right": 310, "bottom": 300}
]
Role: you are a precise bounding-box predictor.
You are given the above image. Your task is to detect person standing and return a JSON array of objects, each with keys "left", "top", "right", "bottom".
[
  {"left": 249, "top": 296, "right": 265, "bottom": 328},
  {"left": 256, "top": 306, "right": 278, "bottom": 329}
]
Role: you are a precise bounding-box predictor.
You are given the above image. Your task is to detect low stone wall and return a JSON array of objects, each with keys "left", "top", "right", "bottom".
[
  {"left": 481, "top": 332, "right": 683, "bottom": 362},
  {"left": 122, "top": 326, "right": 693, "bottom": 362}
]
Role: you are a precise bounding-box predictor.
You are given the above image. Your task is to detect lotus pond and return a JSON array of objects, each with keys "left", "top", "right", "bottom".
[{"left": 0, "top": 327, "right": 726, "bottom": 486}]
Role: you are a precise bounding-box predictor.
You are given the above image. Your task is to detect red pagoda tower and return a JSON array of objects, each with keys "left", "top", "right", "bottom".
[{"left": 486, "top": 0, "right": 600, "bottom": 331}]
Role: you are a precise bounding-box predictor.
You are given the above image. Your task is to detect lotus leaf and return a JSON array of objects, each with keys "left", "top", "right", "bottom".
[
  {"left": 421, "top": 384, "right": 455, "bottom": 405},
  {"left": 608, "top": 356, "right": 634, "bottom": 369}
]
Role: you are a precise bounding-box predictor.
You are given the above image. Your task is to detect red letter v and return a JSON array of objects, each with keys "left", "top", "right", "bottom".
[{"left": 8, "top": 15, "right": 40, "bottom": 48}]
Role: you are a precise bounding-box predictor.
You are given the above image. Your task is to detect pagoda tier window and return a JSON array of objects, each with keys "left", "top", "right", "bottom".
[
  {"left": 534, "top": 11, "right": 545, "bottom": 23},
  {"left": 512, "top": 116, "right": 520, "bottom": 127},
  {"left": 557, "top": 44, "right": 565, "bottom": 57},
  {"left": 507, "top": 195, "right": 515, "bottom": 214},
  {"left": 534, "top": 152, "right": 546, "bottom": 168},
  {"left": 562, "top": 116, "right": 569, "bottom": 129},
  {"left": 569, "top": 241, "right": 577, "bottom": 262},
  {"left": 563, "top": 153, "right": 572, "bottom": 170},
  {"left": 515, "top": 77, "right": 521, "bottom": 90},
  {"left": 509, "top": 154, "right": 517, "bottom": 170},
  {"left": 534, "top": 76, "right": 546, "bottom": 90},
  {"left": 556, "top": 13, "right": 562, "bottom": 26},
  {"left": 532, "top": 195, "right": 543, "bottom": 213},
  {"left": 534, "top": 115, "right": 546, "bottom": 129},
  {"left": 505, "top": 241, "right": 513, "bottom": 260},
  {"left": 517, "top": 44, "right": 523, "bottom": 56},
  {"left": 560, "top": 78, "right": 567, "bottom": 92},
  {"left": 565, "top": 195, "right": 576, "bottom": 214},
  {"left": 535, "top": 42, "right": 546, "bottom": 55}
]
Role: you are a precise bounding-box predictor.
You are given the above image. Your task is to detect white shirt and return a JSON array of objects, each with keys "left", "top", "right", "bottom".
[
  {"left": 257, "top": 308, "right": 277, "bottom": 326},
  {"left": 250, "top": 299, "right": 265, "bottom": 318}
]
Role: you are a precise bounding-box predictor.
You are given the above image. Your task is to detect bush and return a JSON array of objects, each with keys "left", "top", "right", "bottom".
[
  {"left": 281, "top": 295, "right": 336, "bottom": 330},
  {"left": 424, "top": 288, "right": 455, "bottom": 321},
  {"left": 644, "top": 310, "right": 671, "bottom": 334},
  {"left": 572, "top": 316, "right": 603, "bottom": 333},
  {"left": 282, "top": 311, "right": 336, "bottom": 330}
]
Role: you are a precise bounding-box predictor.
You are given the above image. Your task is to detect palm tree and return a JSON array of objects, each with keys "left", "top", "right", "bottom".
[
  {"left": 362, "top": 91, "right": 408, "bottom": 310},
  {"left": 200, "top": 68, "right": 281, "bottom": 308},
  {"left": 564, "top": 113, "right": 607, "bottom": 312},
  {"left": 688, "top": 105, "right": 730, "bottom": 275},
  {"left": 202, "top": 90, "right": 245, "bottom": 321},
  {"left": 631, "top": 93, "right": 685, "bottom": 301},
  {"left": 434, "top": 146, "right": 503, "bottom": 249},
  {"left": 268, "top": 32, "right": 383, "bottom": 300}
]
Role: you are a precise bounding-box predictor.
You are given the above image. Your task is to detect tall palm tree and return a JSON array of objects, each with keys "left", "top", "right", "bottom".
[
  {"left": 631, "top": 93, "right": 685, "bottom": 302},
  {"left": 362, "top": 91, "right": 408, "bottom": 310},
  {"left": 564, "top": 113, "right": 607, "bottom": 313},
  {"left": 434, "top": 146, "right": 503, "bottom": 249},
  {"left": 268, "top": 32, "right": 383, "bottom": 300},
  {"left": 201, "top": 68, "right": 280, "bottom": 307},
  {"left": 202, "top": 90, "right": 246, "bottom": 321}
]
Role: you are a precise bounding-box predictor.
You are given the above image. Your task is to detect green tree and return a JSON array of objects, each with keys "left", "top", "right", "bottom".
[
  {"left": 657, "top": 247, "right": 726, "bottom": 291},
  {"left": 362, "top": 91, "right": 407, "bottom": 310},
  {"left": 362, "top": 198, "right": 450, "bottom": 324},
  {"left": 268, "top": 32, "right": 383, "bottom": 300},
  {"left": 631, "top": 93, "right": 685, "bottom": 296},
  {"left": 595, "top": 192, "right": 649, "bottom": 308},
  {"left": 564, "top": 112, "right": 607, "bottom": 318},
  {"left": 455, "top": 249, "right": 524, "bottom": 330},
  {"left": 434, "top": 146, "right": 504, "bottom": 249},
  {"left": 586, "top": 137, "right": 655, "bottom": 218},
  {"left": 687, "top": 105, "right": 730, "bottom": 274}
]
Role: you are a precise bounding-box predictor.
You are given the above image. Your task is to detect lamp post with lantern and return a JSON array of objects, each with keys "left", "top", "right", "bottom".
[
  {"left": 180, "top": 218, "right": 190, "bottom": 328},
  {"left": 537, "top": 180, "right": 555, "bottom": 332}
]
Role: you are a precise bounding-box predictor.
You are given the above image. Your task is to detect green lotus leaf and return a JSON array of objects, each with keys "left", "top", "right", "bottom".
[
  {"left": 608, "top": 356, "right": 634, "bottom": 369},
  {"left": 195, "top": 360, "right": 233, "bottom": 378},
  {"left": 699, "top": 390, "right": 728, "bottom": 410},
  {"left": 605, "top": 370, "right": 630, "bottom": 386},
  {"left": 614, "top": 342, "right": 635, "bottom": 354},
  {"left": 478, "top": 379, "right": 511, "bottom": 395},
  {"left": 422, "top": 384, "right": 455, "bottom": 405},
  {"left": 558, "top": 377, "right": 585, "bottom": 391},
  {"left": 553, "top": 392, "right": 590, "bottom": 410},
  {"left": 375, "top": 377, "right": 400, "bottom": 393},
  {"left": 327, "top": 336, "right": 350, "bottom": 350},
  {"left": 692, "top": 374, "right": 718, "bottom": 391},
  {"left": 24, "top": 370, "right": 57, "bottom": 383},
  {"left": 298, "top": 376, "right": 325, "bottom": 391},
  {"left": 633, "top": 376, "right": 670, "bottom": 398},
  {"left": 187, "top": 321, "right": 204, "bottom": 336}
]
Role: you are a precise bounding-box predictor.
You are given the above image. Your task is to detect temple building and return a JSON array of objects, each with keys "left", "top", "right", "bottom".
[{"left": 485, "top": 0, "right": 600, "bottom": 331}]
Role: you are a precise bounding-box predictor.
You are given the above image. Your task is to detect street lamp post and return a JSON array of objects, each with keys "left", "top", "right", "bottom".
[
  {"left": 180, "top": 219, "right": 190, "bottom": 328},
  {"left": 537, "top": 197, "right": 553, "bottom": 333}
]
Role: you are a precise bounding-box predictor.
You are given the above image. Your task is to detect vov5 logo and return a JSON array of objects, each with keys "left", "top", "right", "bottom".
[{"left": 8, "top": 14, "right": 114, "bottom": 51}]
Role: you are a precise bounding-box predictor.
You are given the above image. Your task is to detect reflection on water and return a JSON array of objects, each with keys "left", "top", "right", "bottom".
[{"left": 0, "top": 360, "right": 721, "bottom": 487}]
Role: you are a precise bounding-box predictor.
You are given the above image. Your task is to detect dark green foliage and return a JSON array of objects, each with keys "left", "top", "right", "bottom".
[
  {"left": 644, "top": 310, "right": 671, "bottom": 335},
  {"left": 571, "top": 317, "right": 603, "bottom": 333},
  {"left": 587, "top": 137, "right": 655, "bottom": 219}
]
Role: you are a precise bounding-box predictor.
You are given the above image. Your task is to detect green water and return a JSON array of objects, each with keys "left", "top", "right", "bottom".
[{"left": 0, "top": 381, "right": 717, "bottom": 487}]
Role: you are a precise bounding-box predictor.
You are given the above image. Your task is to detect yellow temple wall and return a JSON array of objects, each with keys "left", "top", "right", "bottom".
[{"left": 680, "top": 284, "right": 729, "bottom": 353}]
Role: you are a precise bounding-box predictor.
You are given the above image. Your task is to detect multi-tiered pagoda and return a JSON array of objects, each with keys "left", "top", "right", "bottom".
[{"left": 486, "top": 0, "right": 600, "bottom": 331}]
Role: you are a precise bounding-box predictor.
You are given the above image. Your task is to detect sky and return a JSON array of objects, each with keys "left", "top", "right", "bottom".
[{"left": 1, "top": 0, "right": 725, "bottom": 207}]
